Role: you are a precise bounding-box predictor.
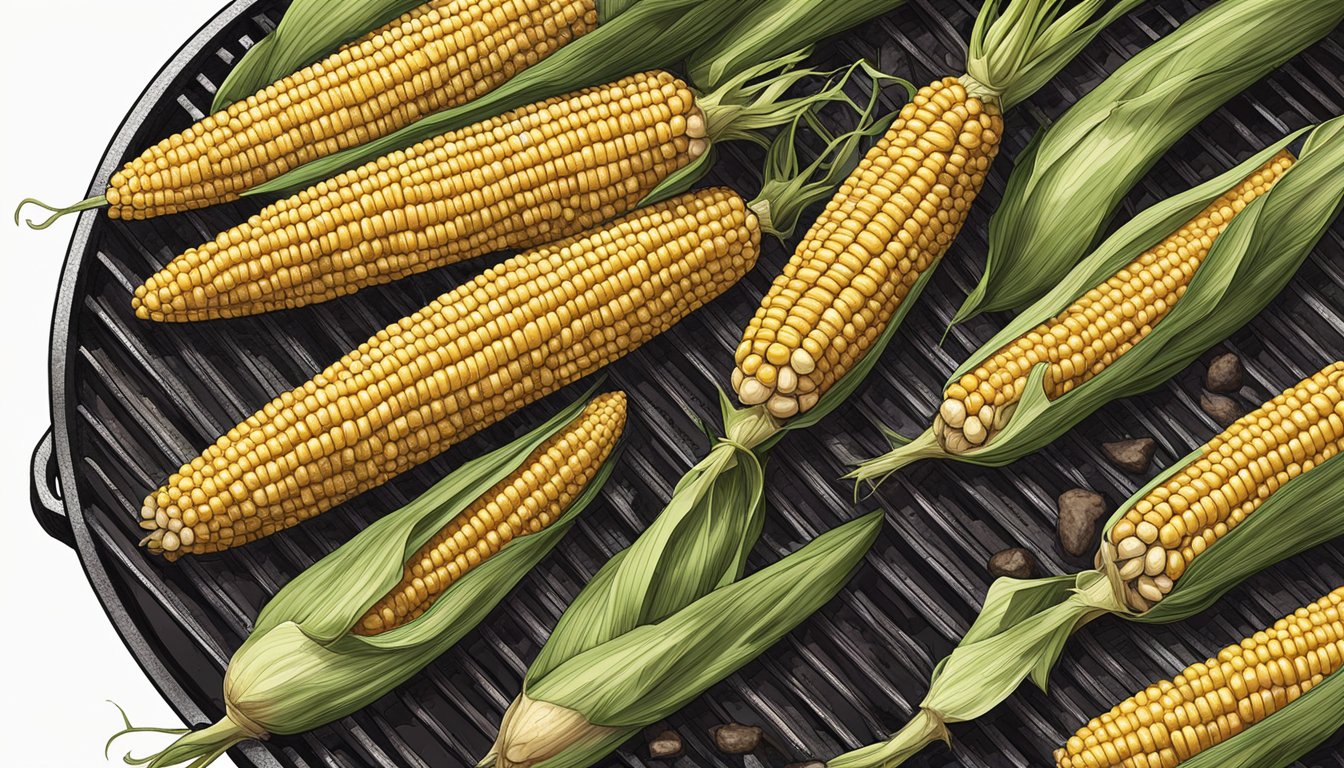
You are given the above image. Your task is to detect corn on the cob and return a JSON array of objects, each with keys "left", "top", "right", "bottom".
[
  {"left": 354, "top": 391, "right": 626, "bottom": 635},
  {"left": 1055, "top": 586, "right": 1344, "bottom": 768},
  {"left": 732, "top": 76, "right": 1004, "bottom": 419},
  {"left": 1101, "top": 362, "right": 1344, "bottom": 611},
  {"left": 131, "top": 70, "right": 704, "bottom": 321},
  {"left": 139, "top": 187, "right": 758, "bottom": 558},
  {"left": 107, "top": 0, "right": 597, "bottom": 220},
  {"left": 935, "top": 153, "right": 1295, "bottom": 452}
]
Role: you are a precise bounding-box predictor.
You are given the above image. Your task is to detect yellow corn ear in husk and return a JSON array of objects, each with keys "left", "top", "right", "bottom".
[
  {"left": 106, "top": 390, "right": 622, "bottom": 768},
  {"left": 482, "top": 511, "right": 883, "bottom": 768},
  {"left": 828, "top": 373, "right": 1344, "bottom": 768},
  {"left": 955, "top": 0, "right": 1344, "bottom": 322},
  {"left": 853, "top": 115, "right": 1344, "bottom": 485}
]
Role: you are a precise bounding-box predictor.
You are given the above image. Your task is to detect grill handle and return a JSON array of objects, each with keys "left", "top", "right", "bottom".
[{"left": 30, "top": 428, "right": 74, "bottom": 548}]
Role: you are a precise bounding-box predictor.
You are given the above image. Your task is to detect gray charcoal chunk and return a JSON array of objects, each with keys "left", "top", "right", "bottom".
[
  {"left": 712, "top": 723, "right": 763, "bottom": 754},
  {"left": 1200, "top": 392, "right": 1242, "bottom": 426},
  {"left": 988, "top": 547, "right": 1036, "bottom": 579},
  {"left": 1101, "top": 438, "right": 1157, "bottom": 473},
  {"left": 1057, "top": 489, "right": 1106, "bottom": 557},
  {"left": 1205, "top": 353, "right": 1244, "bottom": 393}
]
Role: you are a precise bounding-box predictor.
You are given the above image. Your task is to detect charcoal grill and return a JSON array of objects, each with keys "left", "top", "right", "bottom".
[{"left": 30, "top": 0, "right": 1344, "bottom": 765}]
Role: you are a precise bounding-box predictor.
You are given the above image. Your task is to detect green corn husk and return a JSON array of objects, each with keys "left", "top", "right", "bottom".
[
  {"left": 685, "top": 0, "right": 909, "bottom": 91},
  {"left": 828, "top": 430, "right": 1344, "bottom": 768},
  {"left": 852, "top": 115, "right": 1344, "bottom": 485},
  {"left": 105, "top": 390, "right": 623, "bottom": 768},
  {"left": 482, "top": 511, "right": 883, "bottom": 768},
  {"left": 212, "top": 0, "right": 647, "bottom": 112},
  {"left": 954, "top": 0, "right": 1344, "bottom": 323}
]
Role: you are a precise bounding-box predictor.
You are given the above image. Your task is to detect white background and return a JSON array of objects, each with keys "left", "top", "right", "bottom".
[{"left": 1, "top": 2, "right": 239, "bottom": 766}]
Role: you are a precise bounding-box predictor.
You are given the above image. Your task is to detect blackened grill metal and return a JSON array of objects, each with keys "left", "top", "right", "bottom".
[{"left": 34, "top": 0, "right": 1344, "bottom": 766}]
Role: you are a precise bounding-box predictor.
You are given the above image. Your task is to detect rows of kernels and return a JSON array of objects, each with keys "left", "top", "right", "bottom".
[
  {"left": 132, "top": 70, "right": 703, "bottom": 321},
  {"left": 354, "top": 392, "right": 625, "bottom": 635},
  {"left": 1103, "top": 361, "right": 1344, "bottom": 610},
  {"left": 1055, "top": 586, "right": 1344, "bottom": 767},
  {"left": 732, "top": 77, "right": 1002, "bottom": 419},
  {"left": 107, "top": 0, "right": 598, "bottom": 219},
  {"left": 138, "top": 188, "right": 758, "bottom": 558},
  {"left": 936, "top": 153, "right": 1296, "bottom": 454}
]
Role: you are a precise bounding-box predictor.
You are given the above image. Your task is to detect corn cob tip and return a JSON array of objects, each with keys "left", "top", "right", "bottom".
[
  {"left": 1103, "top": 361, "right": 1344, "bottom": 612},
  {"left": 1056, "top": 585, "right": 1344, "bottom": 767},
  {"left": 934, "top": 152, "right": 1296, "bottom": 455}
]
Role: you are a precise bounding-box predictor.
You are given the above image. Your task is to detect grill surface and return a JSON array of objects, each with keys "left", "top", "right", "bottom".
[{"left": 35, "top": 0, "right": 1344, "bottom": 766}]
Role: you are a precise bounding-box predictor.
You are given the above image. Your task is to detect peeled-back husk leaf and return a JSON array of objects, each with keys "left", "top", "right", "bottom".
[
  {"left": 108, "top": 389, "right": 620, "bottom": 766},
  {"left": 246, "top": 0, "right": 748, "bottom": 197},
  {"left": 524, "top": 436, "right": 767, "bottom": 683},
  {"left": 955, "top": 0, "right": 1344, "bottom": 321},
  {"left": 501, "top": 512, "right": 883, "bottom": 768},
  {"left": 828, "top": 436, "right": 1344, "bottom": 768},
  {"left": 212, "top": 0, "right": 645, "bottom": 112},
  {"left": 685, "top": 0, "right": 908, "bottom": 90},
  {"left": 853, "top": 115, "right": 1344, "bottom": 484}
]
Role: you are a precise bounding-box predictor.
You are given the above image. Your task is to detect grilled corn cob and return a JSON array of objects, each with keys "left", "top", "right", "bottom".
[
  {"left": 935, "top": 153, "right": 1295, "bottom": 452},
  {"left": 1055, "top": 586, "right": 1344, "bottom": 768},
  {"left": 1100, "top": 362, "right": 1344, "bottom": 611},
  {"left": 114, "top": 0, "right": 598, "bottom": 220},
  {"left": 732, "top": 76, "right": 1003, "bottom": 418},
  {"left": 139, "top": 187, "right": 758, "bottom": 557},
  {"left": 132, "top": 70, "right": 704, "bottom": 321},
  {"left": 355, "top": 391, "right": 625, "bottom": 635}
]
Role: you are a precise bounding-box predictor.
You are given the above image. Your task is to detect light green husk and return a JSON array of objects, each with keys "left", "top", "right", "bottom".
[
  {"left": 955, "top": 0, "right": 1344, "bottom": 322},
  {"left": 686, "top": 0, "right": 909, "bottom": 91},
  {"left": 852, "top": 115, "right": 1344, "bottom": 485},
  {"left": 828, "top": 440, "right": 1344, "bottom": 768},
  {"left": 211, "top": 0, "right": 645, "bottom": 112},
  {"left": 105, "top": 389, "right": 622, "bottom": 768},
  {"left": 482, "top": 511, "right": 884, "bottom": 768}
]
